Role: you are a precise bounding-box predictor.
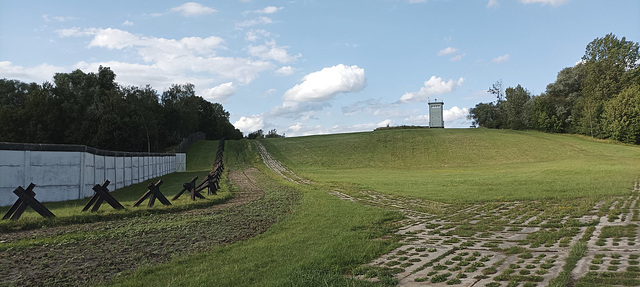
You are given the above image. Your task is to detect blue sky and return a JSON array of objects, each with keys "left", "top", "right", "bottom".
[{"left": 1, "top": 0, "right": 638, "bottom": 137}]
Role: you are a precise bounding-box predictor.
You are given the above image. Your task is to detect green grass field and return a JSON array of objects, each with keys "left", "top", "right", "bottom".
[
  {"left": 3, "top": 129, "right": 640, "bottom": 286},
  {"left": 262, "top": 129, "right": 640, "bottom": 203},
  {"left": 106, "top": 139, "right": 402, "bottom": 287},
  {"left": 0, "top": 140, "right": 231, "bottom": 232}
]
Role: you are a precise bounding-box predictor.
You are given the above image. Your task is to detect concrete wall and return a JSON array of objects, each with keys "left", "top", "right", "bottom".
[{"left": 0, "top": 143, "right": 187, "bottom": 206}]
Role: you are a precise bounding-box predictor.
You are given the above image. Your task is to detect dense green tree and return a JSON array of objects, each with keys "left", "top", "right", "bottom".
[
  {"left": 265, "top": 129, "right": 285, "bottom": 138},
  {"left": 504, "top": 85, "right": 532, "bottom": 130},
  {"left": 468, "top": 102, "right": 501, "bottom": 128},
  {"left": 0, "top": 67, "right": 242, "bottom": 151},
  {"left": 543, "top": 64, "right": 585, "bottom": 133},
  {"left": 247, "top": 129, "right": 264, "bottom": 139},
  {"left": 575, "top": 33, "right": 640, "bottom": 137},
  {"left": 530, "top": 94, "right": 562, "bottom": 133},
  {"left": 602, "top": 85, "right": 640, "bottom": 144}
]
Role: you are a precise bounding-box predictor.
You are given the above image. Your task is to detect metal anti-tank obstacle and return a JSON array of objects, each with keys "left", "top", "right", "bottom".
[{"left": 2, "top": 183, "right": 55, "bottom": 220}]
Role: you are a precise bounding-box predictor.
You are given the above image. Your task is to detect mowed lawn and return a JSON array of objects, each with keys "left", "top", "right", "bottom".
[{"left": 262, "top": 129, "right": 640, "bottom": 203}]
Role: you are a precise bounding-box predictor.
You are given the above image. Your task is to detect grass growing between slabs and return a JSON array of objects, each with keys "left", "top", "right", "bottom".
[
  {"left": 262, "top": 129, "right": 640, "bottom": 203},
  {"left": 0, "top": 140, "right": 230, "bottom": 232},
  {"left": 107, "top": 139, "right": 403, "bottom": 287}
]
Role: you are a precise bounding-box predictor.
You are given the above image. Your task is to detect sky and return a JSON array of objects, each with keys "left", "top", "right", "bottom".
[{"left": 1, "top": 0, "right": 639, "bottom": 137}]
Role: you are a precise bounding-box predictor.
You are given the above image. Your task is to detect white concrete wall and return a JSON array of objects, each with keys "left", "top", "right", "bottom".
[
  {"left": 0, "top": 148, "right": 187, "bottom": 206},
  {"left": 176, "top": 153, "right": 187, "bottom": 172}
]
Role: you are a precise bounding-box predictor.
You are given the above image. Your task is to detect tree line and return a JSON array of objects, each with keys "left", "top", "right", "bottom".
[
  {"left": 469, "top": 33, "right": 640, "bottom": 144},
  {"left": 0, "top": 66, "right": 242, "bottom": 152}
]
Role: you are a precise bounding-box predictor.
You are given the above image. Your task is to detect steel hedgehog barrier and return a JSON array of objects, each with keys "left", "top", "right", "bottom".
[
  {"left": 183, "top": 138, "right": 225, "bottom": 198},
  {"left": 2, "top": 183, "right": 55, "bottom": 220},
  {"left": 173, "top": 138, "right": 225, "bottom": 200},
  {"left": 2, "top": 138, "right": 226, "bottom": 220}
]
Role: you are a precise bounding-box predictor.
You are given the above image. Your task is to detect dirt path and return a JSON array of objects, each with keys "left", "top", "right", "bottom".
[
  {"left": 255, "top": 141, "right": 311, "bottom": 184},
  {"left": 0, "top": 168, "right": 296, "bottom": 287},
  {"left": 255, "top": 141, "right": 640, "bottom": 286}
]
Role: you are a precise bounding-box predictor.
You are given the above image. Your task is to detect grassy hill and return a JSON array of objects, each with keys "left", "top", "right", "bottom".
[{"left": 262, "top": 129, "right": 640, "bottom": 203}]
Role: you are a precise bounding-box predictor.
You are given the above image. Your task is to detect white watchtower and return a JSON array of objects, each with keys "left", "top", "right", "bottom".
[{"left": 428, "top": 100, "right": 444, "bottom": 128}]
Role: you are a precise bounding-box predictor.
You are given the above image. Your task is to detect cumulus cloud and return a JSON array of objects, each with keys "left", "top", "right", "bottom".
[
  {"left": 487, "top": 0, "right": 499, "bottom": 7},
  {"left": 233, "top": 114, "right": 264, "bottom": 134},
  {"left": 201, "top": 82, "right": 236, "bottom": 102},
  {"left": 437, "top": 47, "right": 458, "bottom": 56},
  {"left": 275, "top": 66, "right": 295, "bottom": 76},
  {"left": 170, "top": 2, "right": 216, "bottom": 17},
  {"left": 247, "top": 40, "right": 301, "bottom": 64},
  {"left": 245, "top": 29, "right": 270, "bottom": 42},
  {"left": 400, "top": 76, "right": 464, "bottom": 103},
  {"left": 122, "top": 20, "right": 134, "bottom": 26},
  {"left": 57, "top": 27, "right": 274, "bottom": 87},
  {"left": 443, "top": 106, "right": 470, "bottom": 122},
  {"left": 0, "top": 61, "right": 63, "bottom": 83},
  {"left": 492, "top": 54, "right": 510, "bottom": 63},
  {"left": 88, "top": 28, "right": 140, "bottom": 49},
  {"left": 520, "top": 0, "right": 568, "bottom": 6},
  {"left": 283, "top": 64, "right": 366, "bottom": 102}
]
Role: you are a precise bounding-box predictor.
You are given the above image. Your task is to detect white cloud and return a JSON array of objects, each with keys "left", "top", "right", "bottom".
[
  {"left": 255, "top": 6, "right": 283, "bottom": 14},
  {"left": 123, "top": 20, "right": 134, "bottom": 26},
  {"left": 438, "top": 47, "right": 458, "bottom": 56},
  {"left": 520, "top": 0, "right": 568, "bottom": 6},
  {"left": 247, "top": 40, "right": 301, "bottom": 64},
  {"left": 400, "top": 76, "right": 464, "bottom": 103},
  {"left": 57, "top": 27, "right": 274, "bottom": 86},
  {"left": 284, "top": 120, "right": 393, "bottom": 137},
  {"left": 275, "top": 66, "right": 295, "bottom": 76},
  {"left": 404, "top": 114, "right": 430, "bottom": 125},
  {"left": 236, "top": 17, "right": 273, "bottom": 28},
  {"left": 245, "top": 29, "right": 270, "bottom": 42},
  {"left": 0, "top": 61, "right": 63, "bottom": 83},
  {"left": 233, "top": 114, "right": 264, "bottom": 134},
  {"left": 487, "top": 0, "right": 499, "bottom": 7},
  {"left": 269, "top": 101, "right": 331, "bottom": 118},
  {"left": 42, "top": 15, "right": 74, "bottom": 22},
  {"left": 88, "top": 28, "right": 140, "bottom": 49},
  {"left": 283, "top": 64, "right": 366, "bottom": 102},
  {"left": 201, "top": 82, "right": 236, "bottom": 102},
  {"left": 403, "top": 106, "right": 470, "bottom": 127},
  {"left": 492, "top": 54, "right": 510, "bottom": 63},
  {"left": 170, "top": 2, "right": 216, "bottom": 17},
  {"left": 450, "top": 53, "right": 466, "bottom": 61},
  {"left": 341, "top": 98, "right": 409, "bottom": 118},
  {"left": 443, "top": 106, "right": 470, "bottom": 122},
  {"left": 57, "top": 27, "right": 98, "bottom": 37}
]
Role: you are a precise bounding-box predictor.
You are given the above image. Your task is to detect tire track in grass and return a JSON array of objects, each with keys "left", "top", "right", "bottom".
[
  {"left": 254, "top": 141, "right": 640, "bottom": 286},
  {"left": 255, "top": 141, "right": 311, "bottom": 184}
]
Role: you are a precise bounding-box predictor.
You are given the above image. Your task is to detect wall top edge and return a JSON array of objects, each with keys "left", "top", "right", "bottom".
[{"left": 0, "top": 142, "right": 175, "bottom": 157}]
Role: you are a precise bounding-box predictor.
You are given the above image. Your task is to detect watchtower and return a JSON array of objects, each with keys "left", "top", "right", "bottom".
[{"left": 428, "top": 100, "right": 444, "bottom": 128}]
